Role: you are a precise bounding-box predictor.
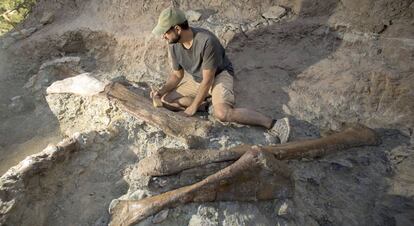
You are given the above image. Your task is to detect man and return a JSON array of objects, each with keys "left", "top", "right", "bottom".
[{"left": 151, "top": 7, "right": 291, "bottom": 143}]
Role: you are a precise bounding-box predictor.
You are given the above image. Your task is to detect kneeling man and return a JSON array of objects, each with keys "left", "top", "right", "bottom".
[{"left": 151, "top": 7, "right": 290, "bottom": 143}]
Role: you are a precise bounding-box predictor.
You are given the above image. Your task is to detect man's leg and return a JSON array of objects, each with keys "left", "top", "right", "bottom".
[
  {"left": 213, "top": 103, "right": 273, "bottom": 129},
  {"left": 161, "top": 91, "right": 190, "bottom": 111},
  {"left": 161, "top": 76, "right": 208, "bottom": 111},
  {"left": 211, "top": 71, "right": 291, "bottom": 143}
]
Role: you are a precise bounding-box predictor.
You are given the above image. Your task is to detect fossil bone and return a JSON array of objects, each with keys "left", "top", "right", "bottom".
[
  {"left": 109, "top": 149, "right": 292, "bottom": 226},
  {"left": 109, "top": 125, "right": 380, "bottom": 225},
  {"left": 137, "top": 124, "right": 380, "bottom": 177},
  {"left": 102, "top": 82, "right": 212, "bottom": 147}
]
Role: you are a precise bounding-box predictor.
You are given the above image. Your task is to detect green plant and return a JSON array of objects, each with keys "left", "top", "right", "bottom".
[{"left": 0, "top": 0, "right": 36, "bottom": 35}]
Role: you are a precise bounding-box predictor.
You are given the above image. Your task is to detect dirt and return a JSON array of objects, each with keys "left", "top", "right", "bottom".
[{"left": 1, "top": 0, "right": 413, "bottom": 225}]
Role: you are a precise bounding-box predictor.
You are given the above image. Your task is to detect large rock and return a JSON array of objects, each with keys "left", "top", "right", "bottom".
[
  {"left": 46, "top": 73, "right": 107, "bottom": 96},
  {"left": 262, "top": 6, "right": 286, "bottom": 19},
  {"left": 24, "top": 56, "right": 84, "bottom": 94}
]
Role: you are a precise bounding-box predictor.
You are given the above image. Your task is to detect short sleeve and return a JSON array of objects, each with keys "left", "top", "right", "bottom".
[
  {"left": 202, "top": 38, "right": 220, "bottom": 70},
  {"left": 169, "top": 45, "right": 182, "bottom": 71}
]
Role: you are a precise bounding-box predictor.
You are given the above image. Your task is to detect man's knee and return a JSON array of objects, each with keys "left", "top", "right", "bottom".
[
  {"left": 161, "top": 93, "right": 174, "bottom": 104},
  {"left": 214, "top": 104, "right": 232, "bottom": 122}
]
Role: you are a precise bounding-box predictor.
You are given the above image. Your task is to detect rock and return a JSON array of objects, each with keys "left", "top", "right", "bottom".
[
  {"left": 24, "top": 56, "right": 84, "bottom": 93},
  {"left": 40, "top": 12, "right": 55, "bottom": 25},
  {"left": 46, "top": 73, "right": 107, "bottom": 96},
  {"left": 39, "top": 56, "right": 81, "bottom": 70},
  {"left": 262, "top": 6, "right": 286, "bottom": 19},
  {"left": 186, "top": 10, "right": 202, "bottom": 22},
  {"left": 10, "top": 27, "right": 38, "bottom": 40},
  {"left": 188, "top": 214, "right": 218, "bottom": 226},
  {"left": 188, "top": 205, "right": 219, "bottom": 226},
  {"left": 151, "top": 209, "right": 169, "bottom": 224},
  {"left": 241, "top": 24, "right": 248, "bottom": 33},
  {"left": 275, "top": 200, "right": 294, "bottom": 217},
  {"left": 20, "top": 28, "right": 37, "bottom": 37}
]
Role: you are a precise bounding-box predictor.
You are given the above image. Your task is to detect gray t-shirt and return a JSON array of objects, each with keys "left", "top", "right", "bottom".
[{"left": 169, "top": 27, "right": 234, "bottom": 82}]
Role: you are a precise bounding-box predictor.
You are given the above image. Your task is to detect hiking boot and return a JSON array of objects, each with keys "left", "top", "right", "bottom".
[{"left": 269, "top": 117, "right": 291, "bottom": 144}]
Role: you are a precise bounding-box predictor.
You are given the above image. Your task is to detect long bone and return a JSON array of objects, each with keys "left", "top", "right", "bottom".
[
  {"left": 102, "top": 82, "right": 212, "bottom": 147},
  {"left": 137, "top": 124, "right": 380, "bottom": 177},
  {"left": 109, "top": 125, "right": 380, "bottom": 225},
  {"left": 109, "top": 149, "right": 292, "bottom": 226}
]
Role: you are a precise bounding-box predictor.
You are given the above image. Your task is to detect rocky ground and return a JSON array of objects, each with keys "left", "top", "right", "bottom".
[{"left": 1, "top": 0, "right": 413, "bottom": 225}]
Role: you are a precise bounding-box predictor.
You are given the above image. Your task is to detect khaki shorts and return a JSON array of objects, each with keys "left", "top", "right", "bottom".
[{"left": 172, "top": 70, "right": 235, "bottom": 107}]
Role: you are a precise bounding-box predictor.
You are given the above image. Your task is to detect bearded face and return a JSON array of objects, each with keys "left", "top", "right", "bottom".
[{"left": 164, "top": 28, "right": 180, "bottom": 44}]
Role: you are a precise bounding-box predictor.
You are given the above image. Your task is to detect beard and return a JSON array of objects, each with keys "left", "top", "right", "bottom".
[{"left": 168, "top": 31, "right": 180, "bottom": 44}]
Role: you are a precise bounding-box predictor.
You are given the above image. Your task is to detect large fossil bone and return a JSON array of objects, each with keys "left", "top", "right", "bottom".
[
  {"left": 109, "top": 149, "right": 293, "bottom": 226},
  {"left": 137, "top": 124, "right": 380, "bottom": 177},
  {"left": 102, "top": 82, "right": 212, "bottom": 147},
  {"left": 109, "top": 125, "right": 380, "bottom": 225}
]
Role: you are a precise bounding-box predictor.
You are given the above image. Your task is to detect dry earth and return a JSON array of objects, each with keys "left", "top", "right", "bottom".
[{"left": 1, "top": 0, "right": 413, "bottom": 225}]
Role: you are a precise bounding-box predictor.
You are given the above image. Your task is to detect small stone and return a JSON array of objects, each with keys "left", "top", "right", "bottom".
[
  {"left": 152, "top": 209, "right": 169, "bottom": 224},
  {"left": 40, "top": 12, "right": 55, "bottom": 25},
  {"left": 206, "top": 16, "right": 214, "bottom": 23},
  {"left": 186, "top": 10, "right": 202, "bottom": 22},
  {"left": 262, "top": 6, "right": 286, "bottom": 19},
  {"left": 241, "top": 24, "right": 248, "bottom": 33},
  {"left": 20, "top": 27, "right": 37, "bottom": 37},
  {"left": 282, "top": 104, "right": 292, "bottom": 115},
  {"left": 227, "top": 23, "right": 239, "bottom": 31},
  {"left": 276, "top": 200, "right": 293, "bottom": 217},
  {"left": 278, "top": 202, "right": 288, "bottom": 216},
  {"left": 10, "top": 32, "right": 21, "bottom": 38}
]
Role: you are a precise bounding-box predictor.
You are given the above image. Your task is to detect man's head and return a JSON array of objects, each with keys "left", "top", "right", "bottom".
[{"left": 152, "top": 7, "right": 189, "bottom": 44}]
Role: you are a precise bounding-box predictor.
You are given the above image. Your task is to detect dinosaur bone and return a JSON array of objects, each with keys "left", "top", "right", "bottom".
[
  {"left": 102, "top": 82, "right": 212, "bottom": 147},
  {"left": 109, "top": 125, "right": 380, "bottom": 225},
  {"left": 137, "top": 124, "right": 380, "bottom": 176},
  {"left": 109, "top": 149, "right": 292, "bottom": 226}
]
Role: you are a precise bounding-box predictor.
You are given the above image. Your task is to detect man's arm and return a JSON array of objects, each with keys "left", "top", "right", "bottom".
[
  {"left": 151, "top": 69, "right": 184, "bottom": 97},
  {"left": 184, "top": 68, "right": 215, "bottom": 116}
]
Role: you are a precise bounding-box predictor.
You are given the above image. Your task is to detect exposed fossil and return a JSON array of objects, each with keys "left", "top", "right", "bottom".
[
  {"left": 102, "top": 82, "right": 212, "bottom": 147},
  {"left": 109, "top": 125, "right": 380, "bottom": 225}
]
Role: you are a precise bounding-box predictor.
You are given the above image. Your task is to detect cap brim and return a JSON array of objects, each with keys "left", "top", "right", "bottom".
[{"left": 152, "top": 24, "right": 169, "bottom": 36}]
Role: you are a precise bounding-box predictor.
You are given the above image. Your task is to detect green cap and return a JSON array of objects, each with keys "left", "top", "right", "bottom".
[{"left": 152, "top": 7, "right": 187, "bottom": 36}]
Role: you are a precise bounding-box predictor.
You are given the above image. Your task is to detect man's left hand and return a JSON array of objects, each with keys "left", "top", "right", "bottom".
[{"left": 184, "top": 105, "right": 198, "bottom": 116}]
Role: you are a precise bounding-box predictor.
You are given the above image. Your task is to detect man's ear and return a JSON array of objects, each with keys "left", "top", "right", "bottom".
[{"left": 174, "top": 25, "right": 181, "bottom": 33}]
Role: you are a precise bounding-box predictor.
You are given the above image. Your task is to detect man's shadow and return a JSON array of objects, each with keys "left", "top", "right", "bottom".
[{"left": 225, "top": 2, "right": 341, "bottom": 138}]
